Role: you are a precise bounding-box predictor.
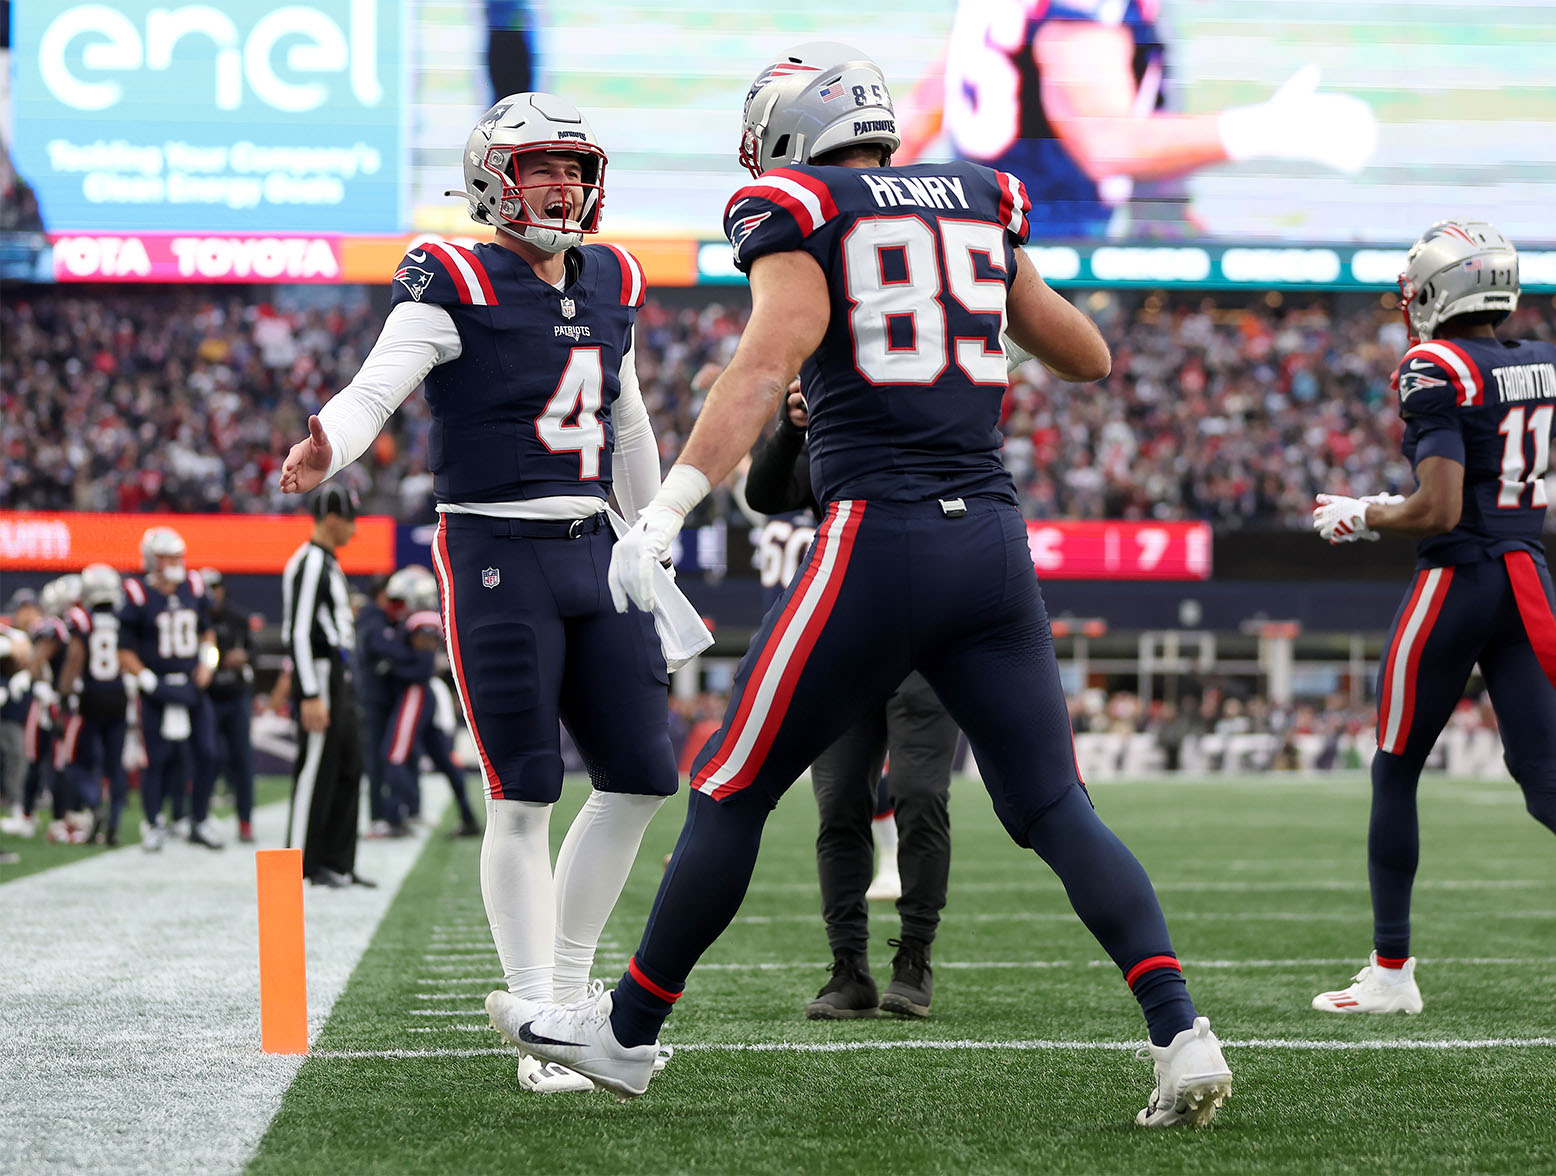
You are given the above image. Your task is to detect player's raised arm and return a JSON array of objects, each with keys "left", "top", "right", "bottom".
[
  {"left": 279, "top": 280, "right": 464, "bottom": 496},
  {"left": 1005, "top": 249, "right": 1111, "bottom": 383}
]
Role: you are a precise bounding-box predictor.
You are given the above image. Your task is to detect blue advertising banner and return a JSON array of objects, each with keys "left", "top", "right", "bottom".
[{"left": 10, "top": 1, "right": 404, "bottom": 233}]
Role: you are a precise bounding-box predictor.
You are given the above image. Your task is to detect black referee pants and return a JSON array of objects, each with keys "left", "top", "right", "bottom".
[
  {"left": 811, "top": 670, "right": 958, "bottom": 956},
  {"left": 288, "top": 660, "right": 362, "bottom": 879}
]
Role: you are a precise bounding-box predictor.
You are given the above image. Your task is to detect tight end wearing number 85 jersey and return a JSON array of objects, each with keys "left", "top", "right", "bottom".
[
  {"left": 1396, "top": 336, "right": 1556, "bottom": 569},
  {"left": 725, "top": 161, "right": 1030, "bottom": 508}
]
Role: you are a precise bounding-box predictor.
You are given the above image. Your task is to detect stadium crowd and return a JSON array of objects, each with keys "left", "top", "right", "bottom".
[{"left": 5, "top": 285, "right": 1555, "bottom": 527}]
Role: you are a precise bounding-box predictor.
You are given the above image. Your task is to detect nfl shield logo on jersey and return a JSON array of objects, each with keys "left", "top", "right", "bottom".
[
  {"left": 481, "top": 567, "right": 500, "bottom": 589},
  {"left": 560, "top": 297, "right": 576, "bottom": 319}
]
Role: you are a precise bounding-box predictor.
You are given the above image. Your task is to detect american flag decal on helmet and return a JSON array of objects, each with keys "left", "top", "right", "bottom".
[{"left": 818, "top": 83, "right": 842, "bottom": 103}]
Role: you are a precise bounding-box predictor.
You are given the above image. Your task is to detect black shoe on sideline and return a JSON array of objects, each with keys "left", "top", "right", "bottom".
[
  {"left": 308, "top": 868, "right": 351, "bottom": 888},
  {"left": 805, "top": 953, "right": 879, "bottom": 1020},
  {"left": 880, "top": 937, "right": 933, "bottom": 1018},
  {"left": 348, "top": 872, "right": 378, "bottom": 888}
]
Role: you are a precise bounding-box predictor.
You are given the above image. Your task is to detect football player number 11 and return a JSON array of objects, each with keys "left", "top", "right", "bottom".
[
  {"left": 1498, "top": 404, "right": 1553, "bottom": 509},
  {"left": 538, "top": 347, "right": 606, "bottom": 479}
]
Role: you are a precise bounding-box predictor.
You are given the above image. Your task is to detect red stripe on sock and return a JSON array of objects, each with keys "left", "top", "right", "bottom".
[
  {"left": 1124, "top": 955, "right": 1182, "bottom": 988},
  {"left": 627, "top": 957, "right": 681, "bottom": 1004},
  {"left": 1375, "top": 955, "right": 1409, "bottom": 969}
]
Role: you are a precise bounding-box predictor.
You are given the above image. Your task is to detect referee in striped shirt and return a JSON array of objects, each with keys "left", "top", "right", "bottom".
[{"left": 282, "top": 486, "right": 372, "bottom": 887}]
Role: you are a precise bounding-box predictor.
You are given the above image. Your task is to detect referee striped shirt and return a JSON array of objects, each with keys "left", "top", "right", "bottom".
[{"left": 281, "top": 540, "right": 355, "bottom": 698}]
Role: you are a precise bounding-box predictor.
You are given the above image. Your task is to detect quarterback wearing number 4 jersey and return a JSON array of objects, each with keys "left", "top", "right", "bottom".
[
  {"left": 280, "top": 92, "right": 706, "bottom": 1095},
  {"left": 1313, "top": 220, "right": 1556, "bottom": 1016},
  {"left": 514, "top": 42, "right": 1232, "bottom": 1128}
]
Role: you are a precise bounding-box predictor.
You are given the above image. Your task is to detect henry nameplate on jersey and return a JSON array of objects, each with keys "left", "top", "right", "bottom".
[{"left": 859, "top": 173, "right": 971, "bottom": 211}]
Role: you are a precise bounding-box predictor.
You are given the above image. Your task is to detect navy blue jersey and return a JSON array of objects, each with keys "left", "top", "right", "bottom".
[
  {"left": 120, "top": 576, "right": 211, "bottom": 677},
  {"left": 66, "top": 605, "right": 126, "bottom": 704},
  {"left": 32, "top": 616, "right": 69, "bottom": 681},
  {"left": 944, "top": 0, "right": 1167, "bottom": 237},
  {"left": 388, "top": 238, "right": 645, "bottom": 504},
  {"left": 725, "top": 161, "right": 1030, "bottom": 507},
  {"left": 1396, "top": 336, "right": 1556, "bottom": 567}
]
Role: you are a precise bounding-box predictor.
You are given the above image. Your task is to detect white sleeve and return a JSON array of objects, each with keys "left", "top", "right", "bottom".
[
  {"left": 609, "top": 326, "right": 662, "bottom": 525},
  {"left": 317, "top": 301, "right": 463, "bottom": 480}
]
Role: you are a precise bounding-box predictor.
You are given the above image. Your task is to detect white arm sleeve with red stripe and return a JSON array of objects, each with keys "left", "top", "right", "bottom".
[
  {"left": 610, "top": 326, "right": 660, "bottom": 525},
  {"left": 317, "top": 302, "right": 463, "bottom": 481}
]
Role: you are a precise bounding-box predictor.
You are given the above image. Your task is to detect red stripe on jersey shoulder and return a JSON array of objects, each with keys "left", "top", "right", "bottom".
[
  {"left": 446, "top": 242, "right": 498, "bottom": 305},
  {"left": 1401, "top": 341, "right": 1480, "bottom": 404},
  {"left": 67, "top": 606, "right": 91, "bottom": 635},
  {"left": 763, "top": 169, "right": 841, "bottom": 221},
  {"left": 124, "top": 578, "right": 145, "bottom": 605},
  {"left": 187, "top": 569, "right": 205, "bottom": 596},
  {"left": 600, "top": 243, "right": 645, "bottom": 307}
]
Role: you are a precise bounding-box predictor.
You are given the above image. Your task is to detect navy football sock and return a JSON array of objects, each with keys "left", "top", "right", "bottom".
[
  {"left": 608, "top": 789, "right": 771, "bottom": 1048},
  {"left": 1368, "top": 750, "right": 1423, "bottom": 959},
  {"left": 1026, "top": 785, "right": 1197, "bottom": 1046}
]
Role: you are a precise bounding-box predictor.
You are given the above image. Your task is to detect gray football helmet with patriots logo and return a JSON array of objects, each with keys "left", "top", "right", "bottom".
[
  {"left": 1399, "top": 219, "right": 1519, "bottom": 341},
  {"left": 446, "top": 92, "right": 607, "bottom": 254},
  {"left": 739, "top": 42, "right": 901, "bottom": 178}
]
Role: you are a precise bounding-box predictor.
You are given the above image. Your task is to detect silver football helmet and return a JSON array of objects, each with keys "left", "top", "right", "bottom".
[
  {"left": 80, "top": 563, "right": 124, "bottom": 611},
  {"left": 739, "top": 42, "right": 900, "bottom": 178},
  {"left": 1399, "top": 220, "right": 1519, "bottom": 341},
  {"left": 140, "top": 526, "right": 187, "bottom": 584},
  {"left": 385, "top": 565, "right": 439, "bottom": 615},
  {"left": 447, "top": 92, "right": 607, "bottom": 253},
  {"left": 40, "top": 574, "right": 82, "bottom": 618}
]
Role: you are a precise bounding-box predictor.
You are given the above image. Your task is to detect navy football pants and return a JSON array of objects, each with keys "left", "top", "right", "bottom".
[
  {"left": 431, "top": 514, "right": 677, "bottom": 804},
  {"left": 620, "top": 499, "right": 1189, "bottom": 1042},
  {"left": 381, "top": 681, "right": 478, "bottom": 827},
  {"left": 60, "top": 711, "right": 127, "bottom": 832},
  {"left": 1368, "top": 552, "right": 1556, "bottom": 956}
]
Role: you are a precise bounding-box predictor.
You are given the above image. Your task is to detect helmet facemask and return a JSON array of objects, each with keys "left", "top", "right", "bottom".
[{"left": 484, "top": 144, "right": 606, "bottom": 253}]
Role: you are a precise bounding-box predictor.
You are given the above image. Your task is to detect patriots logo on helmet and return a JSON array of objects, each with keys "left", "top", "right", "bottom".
[
  {"left": 476, "top": 101, "right": 514, "bottom": 136},
  {"left": 730, "top": 211, "right": 772, "bottom": 264},
  {"left": 395, "top": 264, "right": 434, "bottom": 301},
  {"left": 746, "top": 61, "right": 820, "bottom": 105}
]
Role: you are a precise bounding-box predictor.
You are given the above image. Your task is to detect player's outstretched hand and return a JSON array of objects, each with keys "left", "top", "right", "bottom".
[
  {"left": 1219, "top": 65, "right": 1378, "bottom": 174},
  {"left": 280, "top": 415, "right": 333, "bottom": 496},
  {"left": 608, "top": 505, "right": 682, "bottom": 613},
  {"left": 1313, "top": 493, "right": 1381, "bottom": 544}
]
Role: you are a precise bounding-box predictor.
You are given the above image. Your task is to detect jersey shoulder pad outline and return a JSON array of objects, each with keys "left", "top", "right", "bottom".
[
  {"left": 591, "top": 243, "right": 646, "bottom": 308},
  {"left": 392, "top": 239, "right": 498, "bottom": 307},
  {"left": 1399, "top": 341, "right": 1484, "bottom": 407}
]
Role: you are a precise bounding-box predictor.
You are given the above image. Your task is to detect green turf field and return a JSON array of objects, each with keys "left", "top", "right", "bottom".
[
  {"left": 0, "top": 775, "right": 292, "bottom": 884},
  {"left": 250, "top": 774, "right": 1556, "bottom": 1176}
]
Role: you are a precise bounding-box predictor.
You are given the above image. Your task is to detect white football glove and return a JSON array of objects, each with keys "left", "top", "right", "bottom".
[
  {"left": 1313, "top": 493, "right": 1393, "bottom": 544},
  {"left": 1218, "top": 66, "right": 1378, "bottom": 175},
  {"left": 607, "top": 504, "right": 683, "bottom": 614}
]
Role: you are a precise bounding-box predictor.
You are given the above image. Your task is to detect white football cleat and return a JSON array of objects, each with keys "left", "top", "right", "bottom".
[
  {"left": 1135, "top": 1017, "right": 1233, "bottom": 1128},
  {"left": 141, "top": 818, "right": 168, "bottom": 853},
  {"left": 1312, "top": 952, "right": 1422, "bottom": 1014},
  {"left": 866, "top": 851, "right": 901, "bottom": 903},
  {"left": 506, "top": 989, "right": 660, "bottom": 1099}
]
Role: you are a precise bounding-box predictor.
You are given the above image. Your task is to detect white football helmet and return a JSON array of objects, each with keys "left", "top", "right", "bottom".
[
  {"left": 80, "top": 563, "right": 124, "bottom": 611},
  {"left": 447, "top": 92, "right": 607, "bottom": 253},
  {"left": 140, "top": 526, "right": 187, "bottom": 584},
  {"left": 40, "top": 574, "right": 82, "bottom": 618},
  {"left": 385, "top": 565, "right": 439, "bottom": 615},
  {"left": 739, "top": 42, "right": 900, "bottom": 178},
  {"left": 1399, "top": 220, "right": 1519, "bottom": 341}
]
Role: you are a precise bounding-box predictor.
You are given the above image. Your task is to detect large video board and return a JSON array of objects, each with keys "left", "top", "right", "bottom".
[{"left": 6, "top": 0, "right": 1556, "bottom": 283}]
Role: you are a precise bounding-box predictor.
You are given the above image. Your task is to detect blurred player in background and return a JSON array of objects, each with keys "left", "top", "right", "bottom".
[
  {"left": 58, "top": 564, "right": 130, "bottom": 845},
  {"left": 745, "top": 384, "right": 960, "bottom": 1021},
  {"left": 200, "top": 569, "right": 256, "bottom": 844},
  {"left": 361, "top": 565, "right": 440, "bottom": 838},
  {"left": 515, "top": 42, "right": 1231, "bottom": 1127},
  {"left": 895, "top": 0, "right": 1376, "bottom": 238},
  {"left": 381, "top": 606, "right": 482, "bottom": 839},
  {"left": 0, "top": 602, "right": 35, "bottom": 843},
  {"left": 1312, "top": 221, "right": 1556, "bottom": 1014},
  {"left": 119, "top": 528, "right": 222, "bottom": 852},
  {"left": 486, "top": 1, "right": 537, "bottom": 102},
  {"left": 280, "top": 92, "right": 696, "bottom": 1093},
  {"left": 21, "top": 581, "right": 70, "bottom": 840}
]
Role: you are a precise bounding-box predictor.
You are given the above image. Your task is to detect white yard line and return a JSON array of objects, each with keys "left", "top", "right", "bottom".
[
  {"left": 0, "top": 787, "right": 447, "bottom": 1176},
  {"left": 311, "top": 1036, "right": 1556, "bottom": 1061}
]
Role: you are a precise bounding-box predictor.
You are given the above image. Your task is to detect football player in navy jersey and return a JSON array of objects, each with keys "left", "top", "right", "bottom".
[
  {"left": 516, "top": 42, "right": 1231, "bottom": 1126},
  {"left": 57, "top": 565, "right": 131, "bottom": 845},
  {"left": 280, "top": 92, "right": 695, "bottom": 1094},
  {"left": 118, "top": 528, "right": 222, "bottom": 852},
  {"left": 1312, "top": 221, "right": 1556, "bottom": 1015}
]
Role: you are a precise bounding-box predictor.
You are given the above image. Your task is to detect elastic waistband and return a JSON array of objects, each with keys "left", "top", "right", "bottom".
[{"left": 825, "top": 496, "right": 1013, "bottom": 520}]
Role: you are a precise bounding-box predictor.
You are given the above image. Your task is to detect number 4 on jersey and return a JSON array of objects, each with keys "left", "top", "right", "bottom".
[
  {"left": 537, "top": 347, "right": 606, "bottom": 479},
  {"left": 1497, "top": 404, "right": 1553, "bottom": 508}
]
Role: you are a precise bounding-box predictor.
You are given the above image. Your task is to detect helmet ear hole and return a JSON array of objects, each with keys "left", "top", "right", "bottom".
[{"left": 770, "top": 133, "right": 790, "bottom": 160}]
